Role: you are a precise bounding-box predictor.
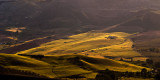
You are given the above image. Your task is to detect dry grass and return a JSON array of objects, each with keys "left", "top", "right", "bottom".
[
  {"left": 0, "top": 54, "right": 149, "bottom": 78},
  {"left": 17, "top": 32, "right": 141, "bottom": 57},
  {"left": 5, "top": 27, "right": 26, "bottom": 33}
]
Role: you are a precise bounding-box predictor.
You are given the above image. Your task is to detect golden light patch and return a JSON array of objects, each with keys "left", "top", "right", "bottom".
[
  {"left": 7, "top": 37, "right": 18, "bottom": 40},
  {"left": 17, "top": 32, "right": 141, "bottom": 58},
  {"left": 5, "top": 27, "right": 26, "bottom": 33}
]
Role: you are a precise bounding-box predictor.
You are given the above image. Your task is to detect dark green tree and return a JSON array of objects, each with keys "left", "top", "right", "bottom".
[{"left": 141, "top": 68, "right": 147, "bottom": 78}]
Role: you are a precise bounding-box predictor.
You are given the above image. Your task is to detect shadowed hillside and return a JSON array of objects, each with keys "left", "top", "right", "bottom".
[
  {"left": 1, "top": 0, "right": 160, "bottom": 79},
  {"left": 0, "top": 53, "right": 149, "bottom": 79},
  {"left": 104, "top": 9, "right": 160, "bottom": 33},
  {"left": 1, "top": 0, "right": 160, "bottom": 42},
  {"left": 130, "top": 30, "right": 160, "bottom": 62}
]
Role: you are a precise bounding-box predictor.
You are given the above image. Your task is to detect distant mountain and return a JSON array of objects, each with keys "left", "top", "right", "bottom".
[
  {"left": 107, "top": 9, "right": 160, "bottom": 33},
  {"left": 1, "top": 0, "right": 160, "bottom": 28},
  {"left": 0, "top": 53, "right": 147, "bottom": 78},
  {"left": 1, "top": 0, "right": 160, "bottom": 41}
]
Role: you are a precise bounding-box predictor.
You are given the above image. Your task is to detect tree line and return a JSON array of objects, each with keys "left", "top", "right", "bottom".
[{"left": 95, "top": 68, "right": 160, "bottom": 80}]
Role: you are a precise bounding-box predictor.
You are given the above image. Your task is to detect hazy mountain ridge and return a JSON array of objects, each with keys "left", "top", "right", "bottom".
[
  {"left": 1, "top": 0, "right": 160, "bottom": 50},
  {"left": 107, "top": 9, "right": 160, "bottom": 33},
  {"left": 1, "top": 0, "right": 160, "bottom": 28}
]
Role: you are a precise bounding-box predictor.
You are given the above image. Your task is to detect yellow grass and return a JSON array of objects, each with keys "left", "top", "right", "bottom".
[
  {"left": 17, "top": 32, "right": 141, "bottom": 57},
  {"left": 7, "top": 37, "right": 18, "bottom": 40},
  {"left": 9, "top": 31, "right": 149, "bottom": 78},
  {"left": 0, "top": 53, "right": 56, "bottom": 78},
  {"left": 0, "top": 54, "right": 150, "bottom": 78},
  {"left": 5, "top": 27, "right": 26, "bottom": 33}
]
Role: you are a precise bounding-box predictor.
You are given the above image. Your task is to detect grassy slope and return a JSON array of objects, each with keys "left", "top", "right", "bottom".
[
  {"left": 2, "top": 31, "right": 148, "bottom": 78},
  {"left": 134, "top": 38, "right": 160, "bottom": 48},
  {"left": 0, "top": 53, "right": 55, "bottom": 78},
  {"left": 131, "top": 30, "right": 160, "bottom": 49},
  {"left": 130, "top": 31, "right": 160, "bottom": 62},
  {"left": 0, "top": 53, "right": 149, "bottom": 78},
  {"left": 17, "top": 32, "right": 141, "bottom": 57}
]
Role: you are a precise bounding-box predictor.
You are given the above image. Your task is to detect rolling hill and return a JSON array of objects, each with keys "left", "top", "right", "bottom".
[
  {"left": 131, "top": 30, "right": 160, "bottom": 49},
  {"left": 105, "top": 9, "right": 160, "bottom": 33},
  {"left": 1, "top": 0, "right": 160, "bottom": 43},
  {"left": 130, "top": 30, "right": 160, "bottom": 62},
  {"left": 0, "top": 53, "right": 149, "bottom": 79},
  {"left": 17, "top": 31, "right": 141, "bottom": 57},
  {"left": 0, "top": 0, "right": 160, "bottom": 79}
]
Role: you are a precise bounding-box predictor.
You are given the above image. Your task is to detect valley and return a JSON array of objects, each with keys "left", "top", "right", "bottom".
[
  {"left": 1, "top": 0, "right": 160, "bottom": 80},
  {"left": 0, "top": 53, "right": 149, "bottom": 79},
  {"left": 0, "top": 31, "right": 153, "bottom": 79}
]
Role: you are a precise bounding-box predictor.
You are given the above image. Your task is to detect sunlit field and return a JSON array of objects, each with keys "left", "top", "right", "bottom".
[
  {"left": 1, "top": 0, "right": 160, "bottom": 80},
  {"left": 0, "top": 53, "right": 149, "bottom": 78},
  {"left": 17, "top": 32, "right": 141, "bottom": 58}
]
